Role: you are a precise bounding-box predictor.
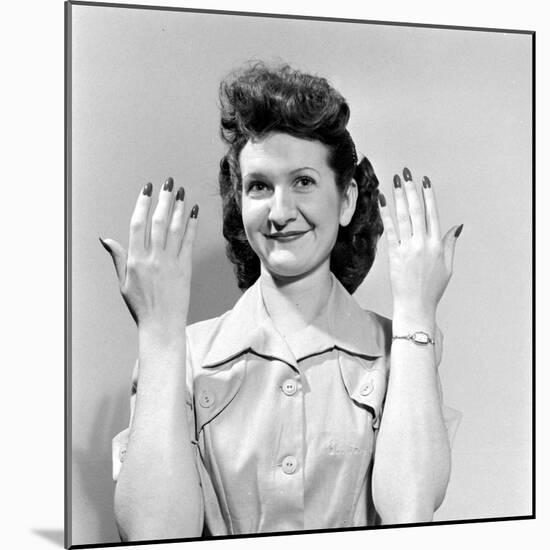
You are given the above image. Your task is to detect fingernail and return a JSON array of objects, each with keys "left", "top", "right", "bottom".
[
  {"left": 176, "top": 187, "right": 185, "bottom": 201},
  {"left": 403, "top": 167, "right": 412, "bottom": 181},
  {"left": 163, "top": 177, "right": 174, "bottom": 192},
  {"left": 455, "top": 224, "right": 464, "bottom": 238},
  {"left": 190, "top": 204, "right": 199, "bottom": 218},
  {"left": 378, "top": 193, "right": 386, "bottom": 208},
  {"left": 99, "top": 236, "right": 112, "bottom": 253},
  {"left": 143, "top": 182, "right": 153, "bottom": 196},
  {"left": 393, "top": 174, "right": 401, "bottom": 188},
  {"left": 422, "top": 176, "right": 431, "bottom": 189}
]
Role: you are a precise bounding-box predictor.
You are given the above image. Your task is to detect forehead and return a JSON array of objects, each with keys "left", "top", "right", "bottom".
[{"left": 239, "top": 132, "right": 331, "bottom": 175}]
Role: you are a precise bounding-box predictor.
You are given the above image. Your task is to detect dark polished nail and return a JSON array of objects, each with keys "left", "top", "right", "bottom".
[
  {"left": 422, "top": 176, "right": 431, "bottom": 189},
  {"left": 403, "top": 167, "right": 412, "bottom": 182},
  {"left": 393, "top": 174, "right": 402, "bottom": 188},
  {"left": 378, "top": 193, "right": 386, "bottom": 208},
  {"left": 143, "top": 182, "right": 153, "bottom": 197},
  {"left": 455, "top": 224, "right": 464, "bottom": 238},
  {"left": 163, "top": 177, "right": 174, "bottom": 192},
  {"left": 176, "top": 187, "right": 185, "bottom": 201},
  {"left": 190, "top": 204, "right": 199, "bottom": 218},
  {"left": 99, "top": 236, "right": 112, "bottom": 253}
]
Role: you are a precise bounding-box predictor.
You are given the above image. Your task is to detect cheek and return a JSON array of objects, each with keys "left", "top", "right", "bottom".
[{"left": 241, "top": 201, "right": 267, "bottom": 235}]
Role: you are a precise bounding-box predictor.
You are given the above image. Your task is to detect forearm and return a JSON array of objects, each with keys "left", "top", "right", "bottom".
[
  {"left": 114, "top": 325, "right": 203, "bottom": 541},
  {"left": 372, "top": 309, "right": 451, "bottom": 524}
]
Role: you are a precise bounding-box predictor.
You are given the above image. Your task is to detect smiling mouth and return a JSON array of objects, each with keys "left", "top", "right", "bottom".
[{"left": 265, "top": 230, "right": 310, "bottom": 242}]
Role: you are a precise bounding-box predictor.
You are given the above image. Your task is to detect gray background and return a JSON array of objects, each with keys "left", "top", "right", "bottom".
[{"left": 70, "top": 4, "right": 532, "bottom": 546}]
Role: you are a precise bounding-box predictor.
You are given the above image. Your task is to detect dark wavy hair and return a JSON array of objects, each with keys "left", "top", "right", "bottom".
[{"left": 218, "top": 62, "right": 383, "bottom": 294}]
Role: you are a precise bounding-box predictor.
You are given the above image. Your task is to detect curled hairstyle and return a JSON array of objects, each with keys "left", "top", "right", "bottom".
[{"left": 218, "top": 62, "right": 383, "bottom": 293}]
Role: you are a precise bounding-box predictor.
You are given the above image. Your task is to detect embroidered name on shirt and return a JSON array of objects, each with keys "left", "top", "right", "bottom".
[{"left": 328, "top": 440, "right": 369, "bottom": 455}]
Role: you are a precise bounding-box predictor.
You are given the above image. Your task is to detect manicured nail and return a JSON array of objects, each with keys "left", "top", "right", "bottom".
[
  {"left": 163, "top": 177, "right": 174, "bottom": 192},
  {"left": 143, "top": 182, "right": 153, "bottom": 196},
  {"left": 378, "top": 193, "right": 386, "bottom": 207},
  {"left": 176, "top": 187, "right": 185, "bottom": 201},
  {"left": 422, "top": 176, "right": 431, "bottom": 189},
  {"left": 455, "top": 224, "right": 464, "bottom": 238},
  {"left": 403, "top": 167, "right": 412, "bottom": 181},
  {"left": 393, "top": 174, "right": 401, "bottom": 188},
  {"left": 190, "top": 204, "right": 199, "bottom": 218},
  {"left": 99, "top": 236, "right": 111, "bottom": 253}
]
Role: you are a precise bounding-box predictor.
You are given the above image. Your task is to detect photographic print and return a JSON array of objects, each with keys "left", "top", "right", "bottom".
[{"left": 66, "top": 1, "right": 534, "bottom": 547}]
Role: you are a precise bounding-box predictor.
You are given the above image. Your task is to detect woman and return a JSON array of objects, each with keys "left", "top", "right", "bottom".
[{"left": 102, "top": 62, "right": 462, "bottom": 541}]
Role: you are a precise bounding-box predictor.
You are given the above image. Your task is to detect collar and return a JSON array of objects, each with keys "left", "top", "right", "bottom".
[{"left": 201, "top": 273, "right": 385, "bottom": 369}]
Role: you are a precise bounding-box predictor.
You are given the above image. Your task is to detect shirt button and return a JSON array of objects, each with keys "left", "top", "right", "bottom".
[
  {"left": 281, "top": 455, "right": 298, "bottom": 475},
  {"left": 360, "top": 381, "right": 374, "bottom": 397},
  {"left": 281, "top": 379, "right": 297, "bottom": 396},
  {"left": 119, "top": 448, "right": 127, "bottom": 462},
  {"left": 198, "top": 390, "right": 215, "bottom": 408}
]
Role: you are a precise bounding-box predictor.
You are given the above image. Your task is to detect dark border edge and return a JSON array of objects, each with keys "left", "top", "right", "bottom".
[
  {"left": 531, "top": 30, "right": 536, "bottom": 519},
  {"left": 68, "top": 516, "right": 536, "bottom": 549},
  {"left": 65, "top": 1, "right": 73, "bottom": 548}
]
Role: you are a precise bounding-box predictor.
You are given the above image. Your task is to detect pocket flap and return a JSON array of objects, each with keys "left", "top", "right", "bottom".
[
  {"left": 338, "top": 351, "right": 388, "bottom": 429},
  {"left": 193, "top": 359, "right": 246, "bottom": 435}
]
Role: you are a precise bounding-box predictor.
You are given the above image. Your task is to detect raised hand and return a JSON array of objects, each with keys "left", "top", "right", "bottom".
[
  {"left": 100, "top": 178, "right": 199, "bottom": 333},
  {"left": 378, "top": 168, "right": 462, "bottom": 318}
]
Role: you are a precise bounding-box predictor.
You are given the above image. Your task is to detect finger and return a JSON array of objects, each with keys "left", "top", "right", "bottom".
[
  {"left": 178, "top": 204, "right": 199, "bottom": 264},
  {"left": 129, "top": 182, "right": 154, "bottom": 256},
  {"left": 421, "top": 176, "right": 441, "bottom": 240},
  {"left": 165, "top": 186, "right": 187, "bottom": 255},
  {"left": 377, "top": 193, "right": 399, "bottom": 248},
  {"left": 150, "top": 177, "right": 176, "bottom": 250},
  {"left": 402, "top": 167, "right": 425, "bottom": 238},
  {"left": 392, "top": 174, "right": 411, "bottom": 242},
  {"left": 99, "top": 237, "right": 127, "bottom": 285},
  {"left": 442, "top": 224, "right": 464, "bottom": 272}
]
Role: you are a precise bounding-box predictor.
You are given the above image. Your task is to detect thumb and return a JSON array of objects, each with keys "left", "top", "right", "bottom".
[
  {"left": 442, "top": 224, "right": 464, "bottom": 272},
  {"left": 99, "top": 237, "right": 127, "bottom": 285}
]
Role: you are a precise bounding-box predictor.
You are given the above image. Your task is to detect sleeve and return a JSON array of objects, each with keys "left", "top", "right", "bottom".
[
  {"left": 434, "top": 326, "right": 462, "bottom": 447},
  {"left": 112, "top": 359, "right": 138, "bottom": 482}
]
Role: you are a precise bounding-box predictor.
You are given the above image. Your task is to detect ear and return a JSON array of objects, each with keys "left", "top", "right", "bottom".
[{"left": 339, "top": 179, "right": 358, "bottom": 227}]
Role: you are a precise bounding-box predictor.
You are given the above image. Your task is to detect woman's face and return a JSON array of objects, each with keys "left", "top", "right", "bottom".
[{"left": 239, "top": 132, "right": 357, "bottom": 281}]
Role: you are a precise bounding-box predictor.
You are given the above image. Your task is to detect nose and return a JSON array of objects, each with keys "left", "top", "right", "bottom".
[{"left": 268, "top": 186, "right": 297, "bottom": 228}]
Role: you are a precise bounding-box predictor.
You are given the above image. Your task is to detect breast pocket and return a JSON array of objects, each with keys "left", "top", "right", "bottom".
[
  {"left": 193, "top": 359, "right": 246, "bottom": 439},
  {"left": 337, "top": 351, "right": 388, "bottom": 429}
]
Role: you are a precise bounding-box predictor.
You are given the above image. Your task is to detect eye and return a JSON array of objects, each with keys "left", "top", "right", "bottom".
[
  {"left": 294, "top": 176, "right": 316, "bottom": 189},
  {"left": 246, "top": 180, "right": 271, "bottom": 195}
]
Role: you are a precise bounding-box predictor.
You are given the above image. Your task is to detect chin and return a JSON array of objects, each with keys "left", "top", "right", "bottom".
[{"left": 261, "top": 256, "right": 322, "bottom": 281}]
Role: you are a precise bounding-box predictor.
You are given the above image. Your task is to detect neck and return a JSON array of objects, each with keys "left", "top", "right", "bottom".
[{"left": 259, "top": 263, "right": 333, "bottom": 332}]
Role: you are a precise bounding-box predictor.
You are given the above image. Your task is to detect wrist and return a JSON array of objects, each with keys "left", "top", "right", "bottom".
[
  {"left": 392, "top": 306, "right": 436, "bottom": 336},
  {"left": 138, "top": 320, "right": 187, "bottom": 351}
]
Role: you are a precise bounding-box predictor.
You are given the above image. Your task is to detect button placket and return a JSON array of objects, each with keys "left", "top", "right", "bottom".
[{"left": 273, "top": 367, "right": 304, "bottom": 516}]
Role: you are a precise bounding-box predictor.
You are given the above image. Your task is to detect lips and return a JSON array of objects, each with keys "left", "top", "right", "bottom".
[{"left": 265, "top": 230, "right": 310, "bottom": 242}]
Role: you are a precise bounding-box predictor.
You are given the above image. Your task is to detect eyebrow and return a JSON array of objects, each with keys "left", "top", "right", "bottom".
[{"left": 242, "top": 167, "right": 321, "bottom": 179}]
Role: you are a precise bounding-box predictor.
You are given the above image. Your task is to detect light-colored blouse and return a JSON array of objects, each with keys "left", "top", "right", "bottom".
[{"left": 113, "top": 274, "right": 461, "bottom": 535}]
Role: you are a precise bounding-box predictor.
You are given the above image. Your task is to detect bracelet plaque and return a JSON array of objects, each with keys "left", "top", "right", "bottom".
[{"left": 392, "top": 331, "right": 435, "bottom": 346}]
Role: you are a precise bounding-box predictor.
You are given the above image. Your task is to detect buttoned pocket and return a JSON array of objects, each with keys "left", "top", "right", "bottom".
[
  {"left": 194, "top": 359, "right": 246, "bottom": 437},
  {"left": 337, "top": 351, "right": 388, "bottom": 429}
]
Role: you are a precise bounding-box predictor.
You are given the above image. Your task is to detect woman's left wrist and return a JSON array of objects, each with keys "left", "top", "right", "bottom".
[{"left": 392, "top": 303, "right": 436, "bottom": 335}]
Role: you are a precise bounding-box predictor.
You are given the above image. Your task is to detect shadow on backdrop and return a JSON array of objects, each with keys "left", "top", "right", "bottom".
[{"left": 32, "top": 528, "right": 65, "bottom": 547}]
